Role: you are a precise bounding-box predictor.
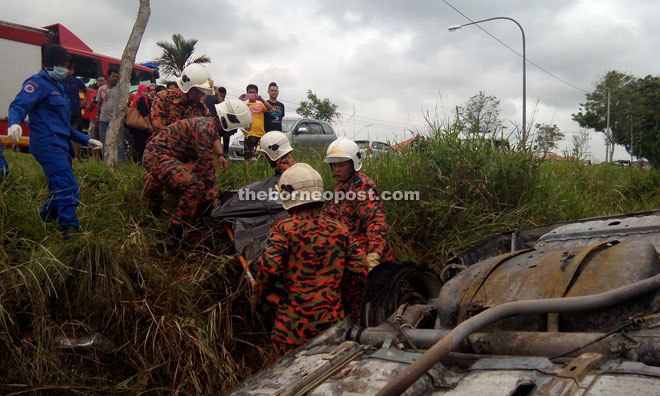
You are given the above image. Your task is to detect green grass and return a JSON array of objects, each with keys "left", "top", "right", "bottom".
[
  {"left": 1, "top": 126, "right": 660, "bottom": 394},
  {"left": 0, "top": 150, "right": 268, "bottom": 395}
]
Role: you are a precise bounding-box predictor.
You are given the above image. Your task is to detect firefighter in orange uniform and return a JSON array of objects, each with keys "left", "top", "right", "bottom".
[
  {"left": 323, "top": 138, "right": 394, "bottom": 321},
  {"left": 150, "top": 63, "right": 212, "bottom": 135},
  {"left": 142, "top": 99, "right": 251, "bottom": 239},
  {"left": 255, "top": 131, "right": 297, "bottom": 177},
  {"left": 255, "top": 163, "right": 367, "bottom": 357}
]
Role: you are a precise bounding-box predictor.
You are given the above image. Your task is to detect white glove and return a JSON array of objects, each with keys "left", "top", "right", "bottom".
[
  {"left": 366, "top": 252, "right": 381, "bottom": 271},
  {"left": 8, "top": 124, "right": 22, "bottom": 143},
  {"left": 88, "top": 139, "right": 103, "bottom": 150}
]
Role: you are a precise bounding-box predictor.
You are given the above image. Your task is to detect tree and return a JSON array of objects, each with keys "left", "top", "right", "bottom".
[
  {"left": 575, "top": 71, "right": 660, "bottom": 167},
  {"left": 568, "top": 130, "right": 591, "bottom": 160},
  {"left": 572, "top": 70, "right": 636, "bottom": 162},
  {"left": 618, "top": 75, "right": 660, "bottom": 167},
  {"left": 153, "top": 33, "right": 210, "bottom": 78},
  {"left": 457, "top": 91, "right": 502, "bottom": 135},
  {"left": 296, "top": 90, "right": 339, "bottom": 122},
  {"left": 105, "top": 0, "right": 150, "bottom": 168},
  {"left": 533, "top": 123, "right": 564, "bottom": 158}
]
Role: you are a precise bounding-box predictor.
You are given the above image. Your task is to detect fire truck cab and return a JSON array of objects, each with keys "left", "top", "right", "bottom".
[{"left": 0, "top": 20, "right": 157, "bottom": 148}]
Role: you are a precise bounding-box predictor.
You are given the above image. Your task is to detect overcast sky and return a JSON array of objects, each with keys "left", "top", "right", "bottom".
[{"left": 5, "top": 0, "right": 659, "bottom": 161}]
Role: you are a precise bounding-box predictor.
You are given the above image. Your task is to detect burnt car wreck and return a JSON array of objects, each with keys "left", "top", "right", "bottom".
[{"left": 227, "top": 210, "right": 660, "bottom": 396}]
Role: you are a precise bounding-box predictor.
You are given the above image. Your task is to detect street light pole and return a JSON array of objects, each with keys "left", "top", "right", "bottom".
[{"left": 449, "top": 17, "right": 527, "bottom": 142}]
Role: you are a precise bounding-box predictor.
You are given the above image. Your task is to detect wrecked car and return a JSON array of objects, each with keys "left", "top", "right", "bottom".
[{"left": 226, "top": 210, "right": 660, "bottom": 395}]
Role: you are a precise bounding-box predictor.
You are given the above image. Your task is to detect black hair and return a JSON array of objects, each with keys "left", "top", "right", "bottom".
[
  {"left": 268, "top": 82, "right": 278, "bottom": 89},
  {"left": 108, "top": 70, "right": 119, "bottom": 77},
  {"left": 246, "top": 84, "right": 258, "bottom": 93},
  {"left": 97, "top": 74, "right": 107, "bottom": 80},
  {"left": 42, "top": 43, "right": 70, "bottom": 68},
  {"left": 218, "top": 86, "right": 227, "bottom": 94},
  {"left": 166, "top": 81, "right": 178, "bottom": 89}
]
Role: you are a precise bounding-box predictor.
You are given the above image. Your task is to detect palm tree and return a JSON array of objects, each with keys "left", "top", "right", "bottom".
[{"left": 153, "top": 33, "right": 210, "bottom": 77}]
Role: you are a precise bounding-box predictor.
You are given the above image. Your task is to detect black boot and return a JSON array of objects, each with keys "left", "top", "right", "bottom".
[
  {"left": 61, "top": 225, "right": 80, "bottom": 238},
  {"left": 41, "top": 207, "right": 58, "bottom": 222}
]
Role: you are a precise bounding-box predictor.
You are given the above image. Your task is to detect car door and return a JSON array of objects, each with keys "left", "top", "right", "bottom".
[
  {"left": 310, "top": 122, "right": 325, "bottom": 147},
  {"left": 320, "top": 122, "right": 337, "bottom": 147},
  {"left": 303, "top": 122, "right": 327, "bottom": 155},
  {"left": 292, "top": 121, "right": 311, "bottom": 148},
  {"left": 373, "top": 141, "right": 389, "bottom": 155}
]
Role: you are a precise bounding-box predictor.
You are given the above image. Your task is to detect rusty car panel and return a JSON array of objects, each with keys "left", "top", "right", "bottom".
[{"left": 226, "top": 212, "right": 660, "bottom": 396}]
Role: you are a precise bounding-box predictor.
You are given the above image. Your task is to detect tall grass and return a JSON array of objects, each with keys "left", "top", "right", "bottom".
[
  {"left": 1, "top": 123, "right": 660, "bottom": 394},
  {"left": 0, "top": 151, "right": 270, "bottom": 395}
]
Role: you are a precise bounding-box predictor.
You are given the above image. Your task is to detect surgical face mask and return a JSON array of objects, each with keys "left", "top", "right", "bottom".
[{"left": 47, "top": 66, "right": 69, "bottom": 81}]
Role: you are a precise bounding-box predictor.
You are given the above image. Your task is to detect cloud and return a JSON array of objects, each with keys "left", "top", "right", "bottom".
[{"left": 4, "top": 0, "right": 659, "bottom": 161}]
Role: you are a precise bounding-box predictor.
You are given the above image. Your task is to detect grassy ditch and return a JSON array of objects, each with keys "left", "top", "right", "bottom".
[{"left": 1, "top": 129, "right": 659, "bottom": 394}]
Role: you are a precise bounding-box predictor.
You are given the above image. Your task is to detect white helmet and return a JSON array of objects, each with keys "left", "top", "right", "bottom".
[
  {"left": 324, "top": 138, "right": 362, "bottom": 171},
  {"left": 177, "top": 63, "right": 214, "bottom": 95},
  {"left": 276, "top": 163, "right": 324, "bottom": 210},
  {"left": 215, "top": 99, "right": 252, "bottom": 131},
  {"left": 256, "top": 131, "right": 293, "bottom": 161}
]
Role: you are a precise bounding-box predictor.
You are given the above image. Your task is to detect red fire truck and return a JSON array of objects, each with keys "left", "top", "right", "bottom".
[{"left": 0, "top": 19, "right": 158, "bottom": 148}]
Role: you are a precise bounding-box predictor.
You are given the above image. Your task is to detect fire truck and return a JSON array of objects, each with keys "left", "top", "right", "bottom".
[{"left": 0, "top": 19, "right": 157, "bottom": 149}]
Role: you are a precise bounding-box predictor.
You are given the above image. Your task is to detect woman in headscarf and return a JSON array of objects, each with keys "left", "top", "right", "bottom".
[{"left": 128, "top": 84, "right": 152, "bottom": 162}]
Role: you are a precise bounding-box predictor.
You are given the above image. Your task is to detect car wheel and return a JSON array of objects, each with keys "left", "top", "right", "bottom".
[
  {"left": 361, "top": 261, "right": 443, "bottom": 327},
  {"left": 123, "top": 132, "right": 135, "bottom": 161}
]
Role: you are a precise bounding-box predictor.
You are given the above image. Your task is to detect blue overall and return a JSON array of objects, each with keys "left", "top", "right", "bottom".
[
  {"left": 8, "top": 69, "right": 90, "bottom": 227},
  {"left": 0, "top": 144, "right": 8, "bottom": 180}
]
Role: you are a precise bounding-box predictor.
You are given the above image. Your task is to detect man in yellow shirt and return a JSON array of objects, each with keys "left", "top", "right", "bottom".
[{"left": 239, "top": 84, "right": 272, "bottom": 161}]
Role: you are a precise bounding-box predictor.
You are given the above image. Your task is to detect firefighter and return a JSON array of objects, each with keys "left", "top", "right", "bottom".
[
  {"left": 324, "top": 138, "right": 393, "bottom": 267},
  {"left": 142, "top": 98, "right": 251, "bottom": 239},
  {"left": 323, "top": 138, "right": 393, "bottom": 321},
  {"left": 255, "top": 163, "right": 367, "bottom": 357},
  {"left": 150, "top": 63, "right": 213, "bottom": 134},
  {"left": 255, "top": 131, "right": 296, "bottom": 177},
  {"left": 150, "top": 63, "right": 226, "bottom": 162},
  {"left": 7, "top": 43, "right": 103, "bottom": 235}
]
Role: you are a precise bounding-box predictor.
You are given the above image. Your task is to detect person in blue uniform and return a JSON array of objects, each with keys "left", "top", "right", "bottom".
[
  {"left": 7, "top": 43, "right": 103, "bottom": 235},
  {"left": 0, "top": 144, "right": 8, "bottom": 182}
]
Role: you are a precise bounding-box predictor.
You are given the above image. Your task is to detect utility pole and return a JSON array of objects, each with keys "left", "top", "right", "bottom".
[
  {"left": 448, "top": 17, "right": 526, "bottom": 143},
  {"left": 630, "top": 115, "right": 634, "bottom": 165},
  {"left": 352, "top": 105, "right": 356, "bottom": 137},
  {"left": 605, "top": 89, "right": 611, "bottom": 163}
]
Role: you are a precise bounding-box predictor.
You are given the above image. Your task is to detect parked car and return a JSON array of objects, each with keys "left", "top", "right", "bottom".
[
  {"left": 227, "top": 116, "right": 337, "bottom": 161},
  {"left": 355, "top": 140, "right": 390, "bottom": 156}
]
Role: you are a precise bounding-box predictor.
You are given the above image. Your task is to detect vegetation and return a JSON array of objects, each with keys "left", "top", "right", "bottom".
[
  {"left": 533, "top": 123, "right": 564, "bottom": 158},
  {"left": 573, "top": 70, "right": 660, "bottom": 165},
  {"left": 1, "top": 124, "right": 660, "bottom": 394},
  {"left": 456, "top": 91, "right": 503, "bottom": 135},
  {"left": 153, "top": 33, "right": 211, "bottom": 78},
  {"left": 564, "top": 129, "right": 591, "bottom": 160},
  {"left": 296, "top": 90, "right": 340, "bottom": 122}
]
